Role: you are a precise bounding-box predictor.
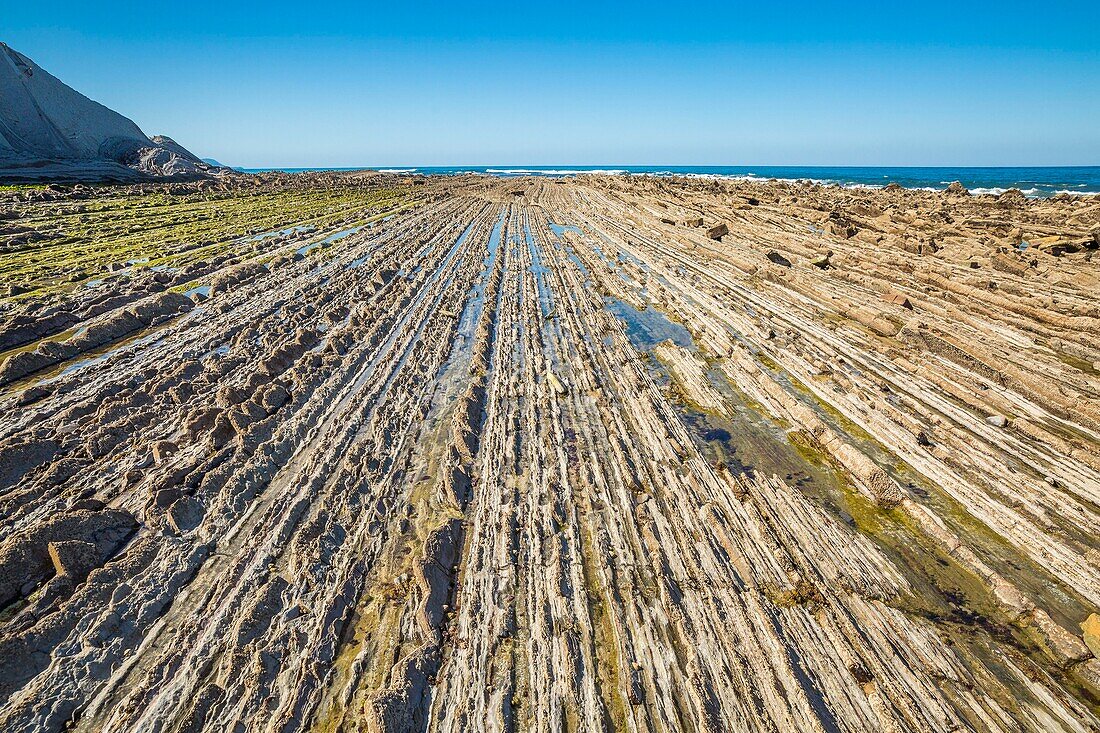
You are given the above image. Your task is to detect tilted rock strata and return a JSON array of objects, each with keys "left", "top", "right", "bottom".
[{"left": 0, "top": 174, "right": 1097, "bottom": 732}]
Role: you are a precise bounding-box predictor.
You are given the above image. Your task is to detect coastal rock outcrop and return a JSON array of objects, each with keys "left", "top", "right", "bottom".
[
  {"left": 0, "top": 172, "right": 1097, "bottom": 732},
  {"left": 0, "top": 42, "right": 217, "bottom": 181}
]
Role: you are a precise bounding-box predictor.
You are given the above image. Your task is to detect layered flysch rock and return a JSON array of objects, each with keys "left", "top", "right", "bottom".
[
  {"left": 0, "top": 173, "right": 1098, "bottom": 732},
  {"left": 0, "top": 42, "right": 214, "bottom": 181}
]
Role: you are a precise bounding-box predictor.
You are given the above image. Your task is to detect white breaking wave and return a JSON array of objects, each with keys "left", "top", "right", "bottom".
[
  {"left": 485, "top": 168, "right": 629, "bottom": 175},
  {"left": 970, "top": 187, "right": 1041, "bottom": 196},
  {"left": 378, "top": 168, "right": 417, "bottom": 173},
  {"left": 635, "top": 171, "right": 826, "bottom": 186},
  {"left": 454, "top": 168, "right": 1097, "bottom": 198}
]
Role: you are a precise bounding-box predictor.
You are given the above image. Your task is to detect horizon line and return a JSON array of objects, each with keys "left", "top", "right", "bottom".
[{"left": 232, "top": 163, "right": 1100, "bottom": 169}]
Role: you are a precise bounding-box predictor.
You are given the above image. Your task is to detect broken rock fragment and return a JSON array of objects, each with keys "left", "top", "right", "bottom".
[{"left": 47, "top": 540, "right": 100, "bottom": 579}]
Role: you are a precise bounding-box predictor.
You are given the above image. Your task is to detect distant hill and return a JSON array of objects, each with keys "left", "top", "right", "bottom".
[
  {"left": 0, "top": 42, "right": 216, "bottom": 181},
  {"left": 201, "top": 157, "right": 227, "bottom": 167}
]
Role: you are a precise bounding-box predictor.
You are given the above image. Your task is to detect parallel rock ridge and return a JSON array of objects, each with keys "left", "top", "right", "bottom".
[{"left": 0, "top": 173, "right": 1098, "bottom": 732}]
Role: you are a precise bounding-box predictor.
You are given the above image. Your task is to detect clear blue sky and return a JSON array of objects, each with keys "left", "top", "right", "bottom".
[{"left": 5, "top": 1, "right": 1098, "bottom": 167}]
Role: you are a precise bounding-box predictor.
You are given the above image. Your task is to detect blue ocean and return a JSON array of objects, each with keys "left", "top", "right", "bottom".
[{"left": 239, "top": 166, "right": 1100, "bottom": 198}]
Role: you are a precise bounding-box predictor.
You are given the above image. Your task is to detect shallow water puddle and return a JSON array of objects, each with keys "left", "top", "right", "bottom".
[
  {"left": 458, "top": 210, "right": 505, "bottom": 340},
  {"left": 605, "top": 298, "right": 693, "bottom": 351},
  {"left": 296, "top": 224, "right": 362, "bottom": 256},
  {"left": 184, "top": 284, "right": 211, "bottom": 298},
  {"left": 523, "top": 214, "right": 554, "bottom": 317},
  {"left": 322, "top": 226, "right": 363, "bottom": 244},
  {"left": 682, "top": 404, "right": 843, "bottom": 496},
  {"left": 549, "top": 222, "right": 582, "bottom": 238},
  {"left": 426, "top": 209, "right": 507, "bottom": 433}
]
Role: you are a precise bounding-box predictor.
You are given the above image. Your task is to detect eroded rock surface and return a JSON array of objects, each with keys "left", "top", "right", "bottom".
[{"left": 0, "top": 173, "right": 1097, "bottom": 732}]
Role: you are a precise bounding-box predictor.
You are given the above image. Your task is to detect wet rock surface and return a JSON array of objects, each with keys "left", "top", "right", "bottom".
[{"left": 0, "top": 172, "right": 1098, "bottom": 732}]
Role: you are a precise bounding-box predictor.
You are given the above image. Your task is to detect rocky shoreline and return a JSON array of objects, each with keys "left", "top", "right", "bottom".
[{"left": 0, "top": 172, "right": 1098, "bottom": 732}]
